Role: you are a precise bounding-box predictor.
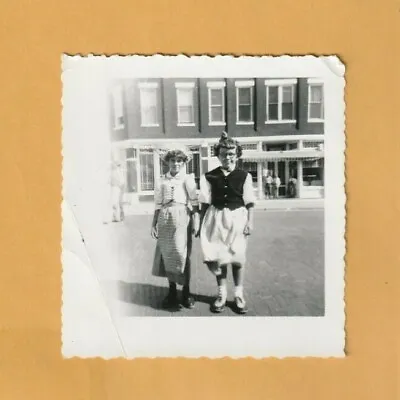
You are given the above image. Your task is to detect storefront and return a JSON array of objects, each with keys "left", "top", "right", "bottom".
[
  {"left": 111, "top": 136, "right": 325, "bottom": 204},
  {"left": 240, "top": 146, "right": 325, "bottom": 199}
]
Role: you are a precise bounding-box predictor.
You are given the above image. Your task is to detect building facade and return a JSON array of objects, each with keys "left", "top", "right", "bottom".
[{"left": 109, "top": 77, "right": 325, "bottom": 204}]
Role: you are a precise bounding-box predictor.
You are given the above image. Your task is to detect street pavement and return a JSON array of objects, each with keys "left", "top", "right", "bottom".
[{"left": 102, "top": 208, "right": 324, "bottom": 317}]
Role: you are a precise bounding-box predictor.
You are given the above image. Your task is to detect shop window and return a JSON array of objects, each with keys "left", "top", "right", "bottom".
[
  {"left": 302, "top": 159, "right": 324, "bottom": 187},
  {"left": 187, "top": 150, "right": 201, "bottom": 189},
  {"left": 126, "top": 159, "right": 138, "bottom": 193},
  {"left": 126, "top": 148, "right": 137, "bottom": 159},
  {"left": 139, "top": 150, "right": 155, "bottom": 191},
  {"left": 239, "top": 161, "right": 257, "bottom": 182}
]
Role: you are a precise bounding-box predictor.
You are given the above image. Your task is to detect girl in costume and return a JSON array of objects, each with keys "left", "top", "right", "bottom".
[
  {"left": 198, "top": 132, "right": 256, "bottom": 314},
  {"left": 151, "top": 146, "right": 200, "bottom": 309}
]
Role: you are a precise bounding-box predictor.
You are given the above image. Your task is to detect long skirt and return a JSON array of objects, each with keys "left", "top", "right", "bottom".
[
  {"left": 152, "top": 204, "right": 192, "bottom": 285},
  {"left": 200, "top": 205, "right": 248, "bottom": 276}
]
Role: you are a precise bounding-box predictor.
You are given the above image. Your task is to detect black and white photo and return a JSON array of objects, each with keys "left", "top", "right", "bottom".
[{"left": 62, "top": 55, "right": 345, "bottom": 358}]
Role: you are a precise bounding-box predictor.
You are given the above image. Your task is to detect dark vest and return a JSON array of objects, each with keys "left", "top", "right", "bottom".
[{"left": 205, "top": 167, "right": 248, "bottom": 210}]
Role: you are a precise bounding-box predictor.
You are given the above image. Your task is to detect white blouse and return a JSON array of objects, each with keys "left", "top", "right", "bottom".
[
  {"left": 154, "top": 171, "right": 199, "bottom": 210},
  {"left": 199, "top": 170, "right": 256, "bottom": 206}
]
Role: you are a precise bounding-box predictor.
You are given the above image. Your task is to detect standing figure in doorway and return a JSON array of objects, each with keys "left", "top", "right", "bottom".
[
  {"left": 110, "top": 160, "right": 126, "bottom": 222},
  {"left": 272, "top": 173, "right": 281, "bottom": 199},
  {"left": 151, "top": 146, "right": 200, "bottom": 310},
  {"left": 197, "top": 132, "right": 256, "bottom": 315},
  {"left": 265, "top": 170, "right": 273, "bottom": 199}
]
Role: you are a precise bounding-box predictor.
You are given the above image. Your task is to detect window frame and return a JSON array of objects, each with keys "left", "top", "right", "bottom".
[
  {"left": 175, "top": 82, "right": 196, "bottom": 127},
  {"left": 264, "top": 79, "right": 297, "bottom": 124},
  {"left": 138, "top": 82, "right": 160, "bottom": 128},
  {"left": 307, "top": 79, "right": 325, "bottom": 122},
  {"left": 235, "top": 80, "right": 255, "bottom": 125},
  {"left": 207, "top": 81, "right": 226, "bottom": 126}
]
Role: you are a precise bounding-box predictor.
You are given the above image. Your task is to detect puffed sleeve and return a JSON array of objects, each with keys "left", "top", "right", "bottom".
[
  {"left": 243, "top": 173, "right": 256, "bottom": 207},
  {"left": 199, "top": 174, "right": 211, "bottom": 204},
  {"left": 184, "top": 173, "right": 199, "bottom": 207},
  {"left": 154, "top": 178, "right": 163, "bottom": 210}
]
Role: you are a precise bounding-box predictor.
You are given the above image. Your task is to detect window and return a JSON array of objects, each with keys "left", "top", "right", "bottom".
[
  {"left": 139, "top": 150, "right": 155, "bottom": 191},
  {"left": 308, "top": 81, "right": 324, "bottom": 121},
  {"left": 187, "top": 147, "right": 201, "bottom": 189},
  {"left": 238, "top": 161, "right": 257, "bottom": 182},
  {"left": 303, "top": 141, "right": 324, "bottom": 149},
  {"left": 176, "top": 82, "right": 195, "bottom": 126},
  {"left": 241, "top": 143, "right": 258, "bottom": 151},
  {"left": 139, "top": 83, "right": 159, "bottom": 127},
  {"left": 235, "top": 80, "right": 254, "bottom": 124},
  {"left": 111, "top": 85, "right": 124, "bottom": 129},
  {"left": 207, "top": 81, "right": 225, "bottom": 125},
  {"left": 126, "top": 148, "right": 137, "bottom": 159},
  {"left": 302, "top": 159, "right": 324, "bottom": 187},
  {"left": 265, "top": 79, "right": 296, "bottom": 122}
]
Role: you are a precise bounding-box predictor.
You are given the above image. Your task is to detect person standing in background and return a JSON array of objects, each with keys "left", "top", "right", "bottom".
[
  {"left": 272, "top": 173, "right": 281, "bottom": 199},
  {"left": 265, "top": 170, "right": 273, "bottom": 199},
  {"left": 110, "top": 160, "right": 126, "bottom": 222}
]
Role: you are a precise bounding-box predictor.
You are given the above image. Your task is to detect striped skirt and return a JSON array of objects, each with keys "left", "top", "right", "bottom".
[{"left": 152, "top": 204, "right": 192, "bottom": 285}]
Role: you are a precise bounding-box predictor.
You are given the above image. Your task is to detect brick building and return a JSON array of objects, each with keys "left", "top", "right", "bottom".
[{"left": 108, "top": 77, "right": 325, "bottom": 204}]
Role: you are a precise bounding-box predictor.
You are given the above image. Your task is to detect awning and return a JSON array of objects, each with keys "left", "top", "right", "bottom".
[{"left": 241, "top": 149, "right": 324, "bottom": 162}]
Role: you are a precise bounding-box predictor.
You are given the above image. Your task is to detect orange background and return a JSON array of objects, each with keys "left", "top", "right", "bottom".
[{"left": 0, "top": 1, "right": 399, "bottom": 399}]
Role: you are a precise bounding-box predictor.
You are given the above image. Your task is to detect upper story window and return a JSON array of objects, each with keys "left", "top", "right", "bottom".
[
  {"left": 111, "top": 84, "right": 124, "bottom": 129},
  {"left": 265, "top": 79, "right": 297, "bottom": 123},
  {"left": 175, "top": 82, "right": 195, "bottom": 126},
  {"left": 235, "top": 80, "right": 255, "bottom": 125},
  {"left": 207, "top": 81, "right": 226, "bottom": 126},
  {"left": 139, "top": 82, "right": 159, "bottom": 127},
  {"left": 308, "top": 79, "right": 324, "bottom": 121}
]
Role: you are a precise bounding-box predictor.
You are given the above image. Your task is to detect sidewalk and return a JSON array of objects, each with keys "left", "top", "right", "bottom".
[{"left": 123, "top": 198, "right": 324, "bottom": 215}]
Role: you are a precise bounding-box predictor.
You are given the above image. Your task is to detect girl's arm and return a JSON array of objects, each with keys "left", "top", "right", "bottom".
[
  {"left": 151, "top": 210, "right": 160, "bottom": 239},
  {"left": 151, "top": 179, "right": 162, "bottom": 238},
  {"left": 195, "top": 175, "right": 211, "bottom": 237},
  {"left": 243, "top": 173, "right": 256, "bottom": 235}
]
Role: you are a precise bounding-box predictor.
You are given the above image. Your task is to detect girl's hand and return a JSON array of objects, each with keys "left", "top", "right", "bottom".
[
  {"left": 151, "top": 225, "right": 158, "bottom": 239},
  {"left": 243, "top": 220, "right": 253, "bottom": 236}
]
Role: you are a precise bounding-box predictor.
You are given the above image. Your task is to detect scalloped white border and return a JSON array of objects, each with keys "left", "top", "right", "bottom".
[{"left": 61, "top": 55, "right": 345, "bottom": 358}]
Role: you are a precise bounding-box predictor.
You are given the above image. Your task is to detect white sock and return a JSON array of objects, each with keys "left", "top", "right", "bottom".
[
  {"left": 234, "top": 285, "right": 244, "bottom": 298},
  {"left": 218, "top": 285, "right": 227, "bottom": 301}
]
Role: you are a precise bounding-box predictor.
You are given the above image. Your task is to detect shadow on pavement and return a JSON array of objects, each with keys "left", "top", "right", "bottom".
[{"left": 117, "top": 281, "right": 217, "bottom": 313}]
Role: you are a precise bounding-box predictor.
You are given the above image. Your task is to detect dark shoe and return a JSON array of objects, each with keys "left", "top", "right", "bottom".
[
  {"left": 182, "top": 286, "right": 195, "bottom": 309},
  {"left": 210, "top": 295, "right": 226, "bottom": 313},
  {"left": 162, "top": 291, "right": 179, "bottom": 309},
  {"left": 233, "top": 296, "right": 248, "bottom": 315},
  {"left": 182, "top": 294, "right": 195, "bottom": 309}
]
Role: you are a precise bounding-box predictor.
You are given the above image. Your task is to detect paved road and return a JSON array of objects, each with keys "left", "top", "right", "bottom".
[{"left": 103, "top": 209, "right": 324, "bottom": 317}]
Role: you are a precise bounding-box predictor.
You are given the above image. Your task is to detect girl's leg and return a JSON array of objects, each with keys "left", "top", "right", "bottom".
[
  {"left": 211, "top": 265, "right": 228, "bottom": 313},
  {"left": 162, "top": 279, "right": 178, "bottom": 309},
  {"left": 182, "top": 259, "right": 195, "bottom": 309},
  {"left": 232, "top": 262, "right": 248, "bottom": 314}
]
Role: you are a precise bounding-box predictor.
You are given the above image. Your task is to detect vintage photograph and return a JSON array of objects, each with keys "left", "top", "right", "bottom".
[{"left": 62, "top": 55, "right": 345, "bottom": 358}]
